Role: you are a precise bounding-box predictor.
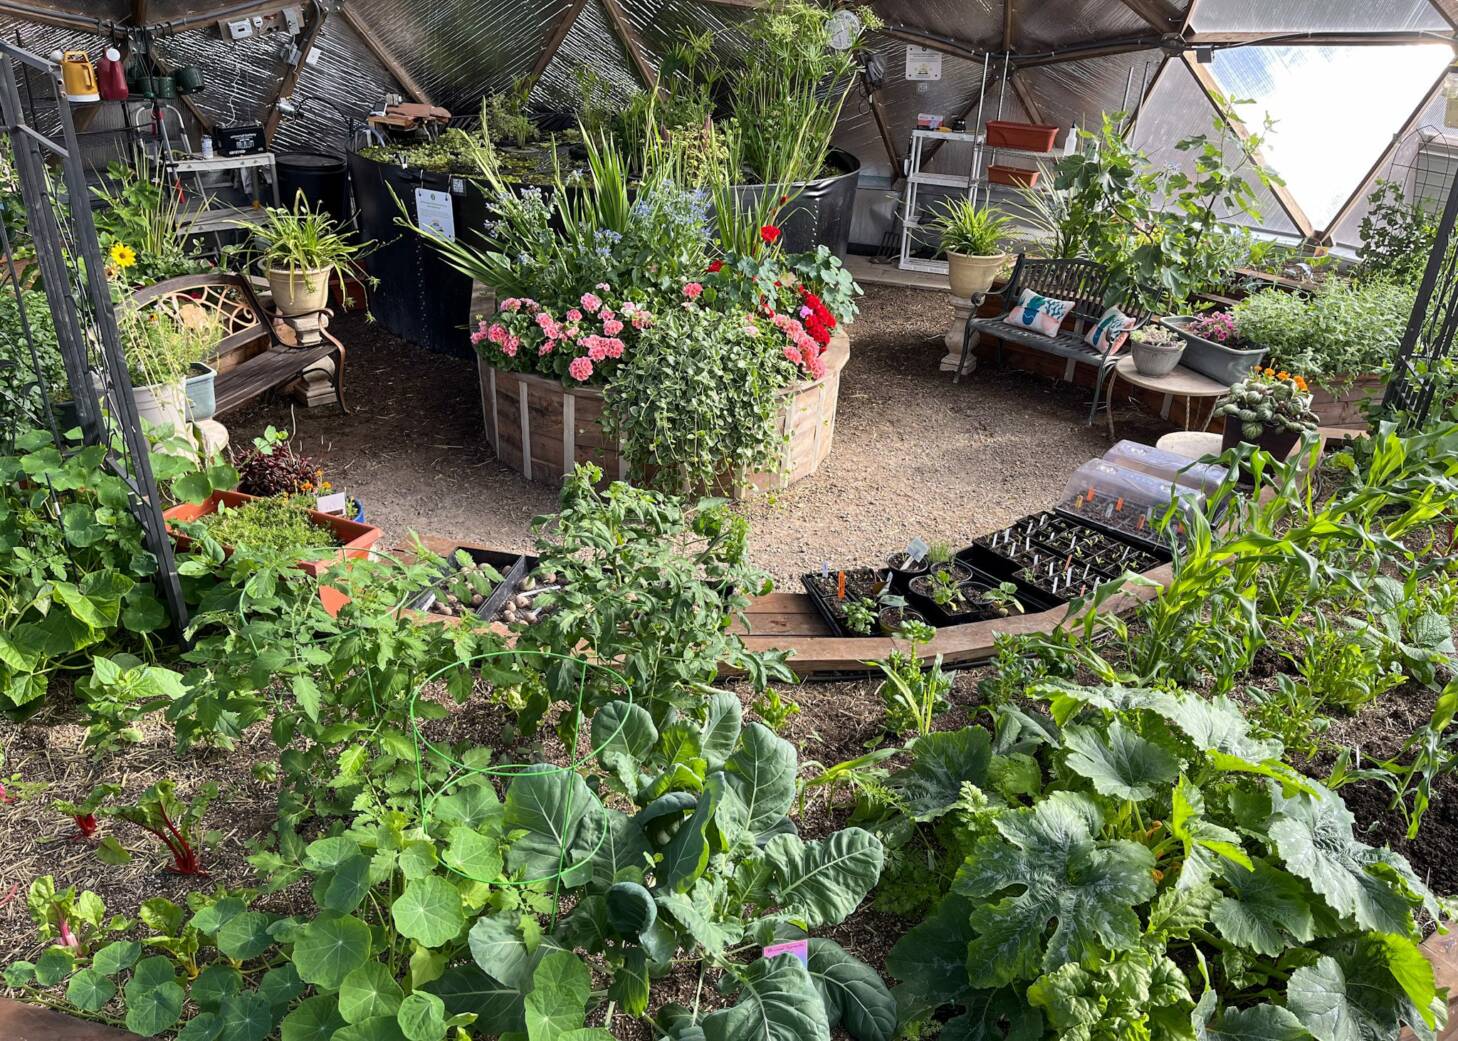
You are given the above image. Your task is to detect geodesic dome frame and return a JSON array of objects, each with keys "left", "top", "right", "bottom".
[{"left": 1, "top": 0, "right": 1454, "bottom": 249}]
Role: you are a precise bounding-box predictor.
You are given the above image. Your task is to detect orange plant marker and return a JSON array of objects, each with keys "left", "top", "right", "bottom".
[
  {"left": 1115, "top": 497, "right": 1124, "bottom": 512},
  {"left": 836, "top": 570, "right": 846, "bottom": 600}
]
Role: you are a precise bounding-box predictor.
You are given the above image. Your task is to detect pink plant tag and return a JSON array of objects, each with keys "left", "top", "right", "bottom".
[{"left": 763, "top": 939, "right": 809, "bottom": 966}]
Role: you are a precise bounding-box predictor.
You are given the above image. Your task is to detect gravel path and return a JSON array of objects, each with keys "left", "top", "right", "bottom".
[{"left": 230, "top": 283, "right": 1164, "bottom": 584}]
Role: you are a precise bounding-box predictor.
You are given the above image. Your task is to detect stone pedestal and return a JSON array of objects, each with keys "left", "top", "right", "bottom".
[
  {"left": 288, "top": 356, "right": 337, "bottom": 408},
  {"left": 942, "top": 295, "right": 976, "bottom": 373},
  {"left": 195, "top": 419, "right": 229, "bottom": 457}
]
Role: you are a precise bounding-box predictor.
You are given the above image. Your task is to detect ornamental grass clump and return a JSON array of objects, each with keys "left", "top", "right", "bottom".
[{"left": 1213, "top": 368, "right": 1318, "bottom": 440}]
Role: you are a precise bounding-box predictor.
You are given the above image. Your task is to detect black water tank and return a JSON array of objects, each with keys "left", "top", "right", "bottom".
[{"left": 276, "top": 152, "right": 351, "bottom": 224}]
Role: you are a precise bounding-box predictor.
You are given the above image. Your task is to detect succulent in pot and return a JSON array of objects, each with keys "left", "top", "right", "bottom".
[
  {"left": 932, "top": 198, "right": 1011, "bottom": 300},
  {"left": 1129, "top": 323, "right": 1185, "bottom": 378},
  {"left": 240, "top": 191, "right": 369, "bottom": 318},
  {"left": 1213, "top": 367, "right": 1318, "bottom": 460}
]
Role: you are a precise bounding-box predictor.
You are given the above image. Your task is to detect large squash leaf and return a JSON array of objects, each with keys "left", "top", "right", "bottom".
[
  {"left": 1287, "top": 937, "right": 1443, "bottom": 1041},
  {"left": 953, "top": 794, "right": 1155, "bottom": 988},
  {"left": 1062, "top": 720, "right": 1181, "bottom": 802},
  {"left": 888, "top": 728, "right": 994, "bottom": 822},
  {"left": 1210, "top": 858, "right": 1315, "bottom": 958},
  {"left": 1171, "top": 777, "right": 1252, "bottom": 887}
]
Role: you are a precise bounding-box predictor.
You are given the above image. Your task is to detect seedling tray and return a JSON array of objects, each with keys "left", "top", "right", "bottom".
[
  {"left": 963, "top": 511, "right": 1168, "bottom": 603},
  {"left": 907, "top": 565, "right": 1038, "bottom": 626},
  {"left": 801, "top": 567, "right": 893, "bottom": 638}
]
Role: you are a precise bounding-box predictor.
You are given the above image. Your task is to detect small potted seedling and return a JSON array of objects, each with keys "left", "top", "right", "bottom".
[
  {"left": 967, "top": 581, "right": 1024, "bottom": 619},
  {"left": 844, "top": 597, "right": 878, "bottom": 636},
  {"left": 885, "top": 546, "right": 929, "bottom": 581}
]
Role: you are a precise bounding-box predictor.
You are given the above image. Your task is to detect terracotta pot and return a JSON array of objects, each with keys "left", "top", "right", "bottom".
[
  {"left": 266, "top": 265, "right": 331, "bottom": 317},
  {"left": 984, "top": 120, "right": 1059, "bottom": 152},
  {"left": 946, "top": 251, "right": 1009, "bottom": 300},
  {"left": 988, "top": 165, "right": 1040, "bottom": 189}
]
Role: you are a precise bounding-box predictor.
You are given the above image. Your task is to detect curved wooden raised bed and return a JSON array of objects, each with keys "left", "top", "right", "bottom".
[{"left": 476, "top": 330, "right": 849, "bottom": 495}]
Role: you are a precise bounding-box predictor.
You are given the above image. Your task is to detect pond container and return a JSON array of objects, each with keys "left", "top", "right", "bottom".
[
  {"left": 277, "top": 152, "right": 352, "bottom": 226},
  {"left": 349, "top": 152, "right": 490, "bottom": 357},
  {"left": 731, "top": 148, "right": 861, "bottom": 257}
]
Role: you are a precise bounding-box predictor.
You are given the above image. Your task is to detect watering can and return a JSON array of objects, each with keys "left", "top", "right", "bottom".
[
  {"left": 97, "top": 47, "right": 127, "bottom": 101},
  {"left": 57, "top": 50, "right": 100, "bottom": 103}
]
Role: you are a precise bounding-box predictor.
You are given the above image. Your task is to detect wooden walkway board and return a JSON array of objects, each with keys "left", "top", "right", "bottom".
[{"left": 0, "top": 997, "right": 140, "bottom": 1040}]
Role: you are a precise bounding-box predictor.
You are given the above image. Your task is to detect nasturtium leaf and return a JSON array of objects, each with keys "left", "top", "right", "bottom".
[
  {"left": 397, "top": 990, "right": 448, "bottom": 1041},
  {"left": 432, "top": 783, "right": 501, "bottom": 830},
  {"left": 701, "top": 954, "right": 830, "bottom": 1041},
  {"left": 317, "top": 853, "right": 373, "bottom": 914},
  {"left": 217, "top": 990, "right": 273, "bottom": 1041},
  {"left": 280, "top": 994, "right": 347, "bottom": 1041},
  {"left": 885, "top": 893, "right": 977, "bottom": 1020},
  {"left": 523, "top": 951, "right": 606, "bottom": 1041},
  {"left": 806, "top": 939, "right": 896, "bottom": 1041},
  {"left": 258, "top": 963, "right": 305, "bottom": 1011},
  {"left": 65, "top": 967, "right": 116, "bottom": 1012},
  {"left": 191, "top": 963, "right": 244, "bottom": 1010},
  {"left": 91, "top": 939, "right": 141, "bottom": 976},
  {"left": 592, "top": 700, "right": 658, "bottom": 789},
  {"left": 888, "top": 727, "right": 993, "bottom": 822},
  {"left": 292, "top": 914, "right": 372, "bottom": 988},
  {"left": 605, "top": 881, "right": 657, "bottom": 937},
  {"left": 34, "top": 946, "right": 76, "bottom": 985},
  {"left": 502, "top": 768, "right": 600, "bottom": 881},
  {"left": 340, "top": 962, "right": 405, "bottom": 1024},
  {"left": 391, "top": 876, "right": 465, "bottom": 948},
  {"left": 125, "top": 977, "right": 185, "bottom": 1036},
  {"left": 953, "top": 795, "right": 1155, "bottom": 988},
  {"left": 608, "top": 947, "right": 651, "bottom": 1018},
  {"left": 1061, "top": 719, "right": 1180, "bottom": 802},
  {"left": 1210, "top": 858, "right": 1315, "bottom": 957},
  {"left": 177, "top": 1011, "right": 224, "bottom": 1041},
  {"left": 760, "top": 828, "right": 884, "bottom": 929},
  {"left": 700, "top": 691, "right": 743, "bottom": 771},
  {"left": 1267, "top": 783, "right": 1430, "bottom": 935},
  {"left": 427, "top": 964, "right": 524, "bottom": 1035},
  {"left": 723, "top": 723, "right": 797, "bottom": 836},
  {"left": 303, "top": 836, "right": 362, "bottom": 872},
  {"left": 216, "top": 910, "right": 275, "bottom": 961},
  {"left": 398, "top": 840, "right": 439, "bottom": 880},
  {"left": 130, "top": 955, "right": 178, "bottom": 990},
  {"left": 467, "top": 914, "right": 532, "bottom": 990},
  {"left": 443, "top": 826, "right": 503, "bottom": 883}
]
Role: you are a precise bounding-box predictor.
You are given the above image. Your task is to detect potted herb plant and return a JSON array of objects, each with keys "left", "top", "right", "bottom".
[
  {"left": 1160, "top": 310, "right": 1266, "bottom": 384},
  {"left": 1129, "top": 323, "right": 1185, "bottom": 378},
  {"left": 244, "top": 191, "right": 366, "bottom": 318},
  {"left": 932, "top": 198, "right": 1011, "bottom": 300},
  {"left": 118, "top": 307, "right": 202, "bottom": 432},
  {"left": 1212, "top": 368, "right": 1318, "bottom": 459}
]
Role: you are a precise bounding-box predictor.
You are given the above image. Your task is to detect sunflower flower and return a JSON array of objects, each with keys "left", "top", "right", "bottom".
[{"left": 109, "top": 242, "right": 137, "bottom": 269}]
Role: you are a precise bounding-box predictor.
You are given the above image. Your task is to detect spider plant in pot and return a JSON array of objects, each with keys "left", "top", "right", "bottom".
[
  {"left": 933, "top": 198, "right": 1011, "bottom": 300},
  {"left": 244, "top": 191, "right": 365, "bottom": 318}
]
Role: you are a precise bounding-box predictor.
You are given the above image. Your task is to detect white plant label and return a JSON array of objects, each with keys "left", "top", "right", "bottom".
[
  {"left": 316, "top": 492, "right": 347, "bottom": 515},
  {"left": 906, "top": 537, "right": 929, "bottom": 562}
]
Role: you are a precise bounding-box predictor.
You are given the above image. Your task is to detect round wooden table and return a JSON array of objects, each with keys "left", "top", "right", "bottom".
[{"left": 1104, "top": 355, "right": 1229, "bottom": 440}]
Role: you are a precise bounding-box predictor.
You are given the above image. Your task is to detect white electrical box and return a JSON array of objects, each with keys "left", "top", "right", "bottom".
[
  {"left": 305, "top": 46, "right": 321, "bottom": 66},
  {"left": 221, "top": 18, "right": 253, "bottom": 39}
]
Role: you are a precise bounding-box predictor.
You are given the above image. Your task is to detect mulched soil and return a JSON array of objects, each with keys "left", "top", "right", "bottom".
[{"left": 226, "top": 284, "right": 1168, "bottom": 586}]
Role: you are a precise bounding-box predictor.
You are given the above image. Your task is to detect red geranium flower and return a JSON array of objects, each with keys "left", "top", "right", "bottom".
[
  {"left": 707, "top": 259, "right": 724, "bottom": 273},
  {"left": 760, "top": 225, "right": 782, "bottom": 245}
]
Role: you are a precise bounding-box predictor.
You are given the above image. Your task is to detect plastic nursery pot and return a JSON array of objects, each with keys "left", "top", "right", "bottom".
[
  {"left": 1220, "top": 422, "right": 1302, "bottom": 463},
  {"left": 885, "top": 551, "right": 929, "bottom": 581},
  {"left": 878, "top": 606, "right": 928, "bottom": 635},
  {"left": 987, "top": 165, "right": 1040, "bottom": 189}
]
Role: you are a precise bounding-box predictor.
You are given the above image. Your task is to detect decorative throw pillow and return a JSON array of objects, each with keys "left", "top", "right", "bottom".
[
  {"left": 1084, "top": 306, "right": 1137, "bottom": 354},
  {"left": 1002, "top": 288, "right": 1073, "bottom": 338}
]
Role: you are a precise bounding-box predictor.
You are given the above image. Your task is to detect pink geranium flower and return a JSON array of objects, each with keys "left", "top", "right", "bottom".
[
  {"left": 602, "top": 318, "right": 624, "bottom": 336},
  {"left": 569, "top": 356, "right": 594, "bottom": 381},
  {"left": 683, "top": 282, "right": 703, "bottom": 300},
  {"left": 581, "top": 292, "right": 603, "bottom": 314}
]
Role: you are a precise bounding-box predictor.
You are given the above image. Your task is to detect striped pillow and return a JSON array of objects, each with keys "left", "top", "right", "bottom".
[{"left": 1002, "top": 288, "right": 1073, "bottom": 338}]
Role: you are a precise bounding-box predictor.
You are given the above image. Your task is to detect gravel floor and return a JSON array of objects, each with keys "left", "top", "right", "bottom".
[{"left": 229, "top": 283, "right": 1167, "bottom": 584}]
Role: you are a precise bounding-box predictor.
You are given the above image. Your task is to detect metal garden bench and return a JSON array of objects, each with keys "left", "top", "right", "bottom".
[{"left": 955, "top": 256, "right": 1147, "bottom": 424}]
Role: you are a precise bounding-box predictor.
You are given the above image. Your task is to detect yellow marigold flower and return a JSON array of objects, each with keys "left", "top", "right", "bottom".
[{"left": 109, "top": 242, "right": 137, "bottom": 269}]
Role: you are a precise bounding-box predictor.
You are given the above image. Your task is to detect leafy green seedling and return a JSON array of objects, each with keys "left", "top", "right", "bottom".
[
  {"left": 110, "top": 780, "right": 218, "bottom": 876},
  {"left": 54, "top": 783, "right": 120, "bottom": 840}
]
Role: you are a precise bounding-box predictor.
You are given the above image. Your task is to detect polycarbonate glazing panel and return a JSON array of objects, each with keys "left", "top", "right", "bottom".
[
  {"left": 616, "top": 0, "right": 755, "bottom": 71},
  {"left": 1211, "top": 44, "right": 1451, "bottom": 228},
  {"left": 273, "top": 18, "right": 401, "bottom": 155},
  {"left": 1131, "top": 57, "right": 1298, "bottom": 236},
  {"left": 353, "top": 0, "right": 574, "bottom": 115},
  {"left": 1016, "top": 49, "right": 1162, "bottom": 131},
  {"left": 874, "top": 0, "right": 1003, "bottom": 51},
  {"left": 1327, "top": 91, "right": 1450, "bottom": 246},
  {"left": 530, "top": 0, "right": 643, "bottom": 114},
  {"left": 1192, "top": 0, "right": 1447, "bottom": 33},
  {"left": 1014, "top": 0, "right": 1158, "bottom": 50}
]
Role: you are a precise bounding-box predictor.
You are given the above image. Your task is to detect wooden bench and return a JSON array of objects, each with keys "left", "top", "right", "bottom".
[
  {"left": 956, "top": 256, "right": 1148, "bottom": 424},
  {"left": 129, "top": 273, "right": 348, "bottom": 416}
]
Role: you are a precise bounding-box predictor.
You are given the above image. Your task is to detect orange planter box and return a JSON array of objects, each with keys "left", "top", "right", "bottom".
[
  {"left": 985, "top": 120, "right": 1059, "bottom": 152},
  {"left": 163, "top": 490, "right": 383, "bottom": 614},
  {"left": 988, "top": 165, "right": 1040, "bottom": 189}
]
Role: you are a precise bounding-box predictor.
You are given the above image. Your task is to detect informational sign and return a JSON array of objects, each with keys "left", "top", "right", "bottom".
[
  {"left": 316, "top": 492, "right": 347, "bottom": 515},
  {"left": 415, "top": 187, "right": 455, "bottom": 242},
  {"left": 905, "top": 45, "right": 943, "bottom": 81}
]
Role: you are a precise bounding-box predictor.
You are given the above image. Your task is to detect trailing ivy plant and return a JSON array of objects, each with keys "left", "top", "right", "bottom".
[{"left": 885, "top": 683, "right": 1447, "bottom": 1041}]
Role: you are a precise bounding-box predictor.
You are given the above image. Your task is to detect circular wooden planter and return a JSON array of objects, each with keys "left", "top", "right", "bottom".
[{"left": 477, "top": 330, "right": 850, "bottom": 495}]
